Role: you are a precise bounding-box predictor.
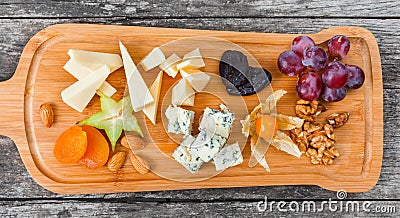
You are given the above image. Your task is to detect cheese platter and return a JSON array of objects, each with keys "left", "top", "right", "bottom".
[{"left": 0, "top": 24, "right": 383, "bottom": 194}]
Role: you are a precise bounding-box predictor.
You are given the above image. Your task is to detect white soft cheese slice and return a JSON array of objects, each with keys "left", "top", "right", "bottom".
[
  {"left": 63, "top": 59, "right": 117, "bottom": 97},
  {"left": 176, "top": 48, "right": 205, "bottom": 69},
  {"left": 159, "top": 54, "right": 181, "bottom": 78},
  {"left": 180, "top": 68, "right": 210, "bottom": 92},
  {"left": 61, "top": 65, "right": 111, "bottom": 112},
  {"left": 142, "top": 71, "right": 163, "bottom": 125},
  {"left": 67, "top": 49, "right": 123, "bottom": 72},
  {"left": 172, "top": 78, "right": 195, "bottom": 107},
  {"left": 140, "top": 47, "right": 166, "bottom": 71},
  {"left": 119, "top": 41, "right": 154, "bottom": 112}
]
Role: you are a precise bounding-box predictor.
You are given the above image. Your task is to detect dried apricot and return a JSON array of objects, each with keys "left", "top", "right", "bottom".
[
  {"left": 54, "top": 126, "right": 87, "bottom": 164},
  {"left": 255, "top": 115, "right": 278, "bottom": 140},
  {"left": 79, "top": 126, "right": 110, "bottom": 169}
]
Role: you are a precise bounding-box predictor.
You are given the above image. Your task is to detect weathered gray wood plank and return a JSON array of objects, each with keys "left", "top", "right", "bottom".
[
  {"left": 0, "top": 18, "right": 398, "bottom": 200},
  {"left": 0, "top": 0, "right": 399, "bottom": 18},
  {"left": 0, "top": 200, "right": 398, "bottom": 217}
]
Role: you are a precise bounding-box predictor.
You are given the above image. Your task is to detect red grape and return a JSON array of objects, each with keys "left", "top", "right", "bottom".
[
  {"left": 322, "top": 61, "right": 349, "bottom": 89},
  {"left": 296, "top": 71, "right": 323, "bottom": 101},
  {"left": 321, "top": 86, "right": 347, "bottom": 102},
  {"left": 291, "top": 36, "right": 315, "bottom": 59},
  {"left": 302, "top": 46, "right": 328, "bottom": 72},
  {"left": 277, "top": 50, "right": 305, "bottom": 76},
  {"left": 346, "top": 65, "right": 365, "bottom": 89},
  {"left": 328, "top": 35, "right": 350, "bottom": 60}
]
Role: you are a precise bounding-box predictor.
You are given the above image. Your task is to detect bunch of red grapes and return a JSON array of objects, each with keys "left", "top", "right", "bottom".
[{"left": 277, "top": 35, "right": 365, "bottom": 102}]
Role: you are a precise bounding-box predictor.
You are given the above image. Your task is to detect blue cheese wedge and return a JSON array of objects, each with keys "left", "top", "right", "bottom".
[
  {"left": 213, "top": 142, "right": 243, "bottom": 171},
  {"left": 165, "top": 105, "right": 195, "bottom": 135},
  {"left": 199, "top": 104, "right": 234, "bottom": 139},
  {"left": 172, "top": 135, "right": 204, "bottom": 173},
  {"left": 190, "top": 130, "right": 227, "bottom": 162}
]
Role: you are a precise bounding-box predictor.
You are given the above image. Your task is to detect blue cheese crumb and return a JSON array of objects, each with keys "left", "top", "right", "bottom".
[
  {"left": 213, "top": 142, "right": 243, "bottom": 171},
  {"left": 165, "top": 105, "right": 195, "bottom": 135}
]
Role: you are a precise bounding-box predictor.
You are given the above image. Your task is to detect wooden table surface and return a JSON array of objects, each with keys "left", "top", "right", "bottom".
[{"left": 0, "top": 0, "right": 399, "bottom": 217}]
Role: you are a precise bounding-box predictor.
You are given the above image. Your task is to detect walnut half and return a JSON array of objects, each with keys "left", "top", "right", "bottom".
[
  {"left": 326, "top": 112, "right": 350, "bottom": 128},
  {"left": 295, "top": 100, "right": 326, "bottom": 122}
]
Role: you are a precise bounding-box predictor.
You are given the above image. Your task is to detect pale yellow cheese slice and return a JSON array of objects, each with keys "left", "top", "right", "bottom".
[
  {"left": 63, "top": 59, "right": 117, "bottom": 97},
  {"left": 180, "top": 68, "right": 210, "bottom": 92},
  {"left": 142, "top": 71, "right": 163, "bottom": 125},
  {"left": 176, "top": 48, "right": 205, "bottom": 69},
  {"left": 159, "top": 54, "right": 181, "bottom": 78},
  {"left": 67, "top": 49, "right": 123, "bottom": 72},
  {"left": 61, "top": 65, "right": 111, "bottom": 112},
  {"left": 119, "top": 41, "right": 154, "bottom": 112},
  {"left": 172, "top": 78, "right": 195, "bottom": 107},
  {"left": 140, "top": 47, "right": 166, "bottom": 71}
]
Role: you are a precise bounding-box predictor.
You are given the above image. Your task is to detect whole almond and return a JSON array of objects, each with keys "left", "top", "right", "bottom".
[
  {"left": 129, "top": 153, "right": 150, "bottom": 174},
  {"left": 107, "top": 152, "right": 126, "bottom": 172},
  {"left": 39, "top": 103, "right": 54, "bottom": 127},
  {"left": 121, "top": 135, "right": 145, "bottom": 151}
]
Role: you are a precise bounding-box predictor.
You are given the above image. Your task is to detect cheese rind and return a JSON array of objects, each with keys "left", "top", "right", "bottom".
[
  {"left": 165, "top": 105, "right": 195, "bottom": 135},
  {"left": 119, "top": 41, "right": 154, "bottom": 112},
  {"left": 142, "top": 71, "right": 163, "bottom": 125},
  {"left": 61, "top": 65, "right": 111, "bottom": 112},
  {"left": 63, "top": 59, "right": 117, "bottom": 97},
  {"left": 176, "top": 48, "right": 205, "bottom": 69},
  {"left": 159, "top": 54, "right": 181, "bottom": 78},
  {"left": 172, "top": 78, "right": 195, "bottom": 107},
  {"left": 199, "top": 105, "right": 235, "bottom": 139},
  {"left": 180, "top": 69, "right": 210, "bottom": 92},
  {"left": 140, "top": 47, "right": 166, "bottom": 71},
  {"left": 213, "top": 142, "right": 243, "bottom": 171},
  {"left": 67, "top": 49, "right": 123, "bottom": 72},
  {"left": 172, "top": 135, "right": 204, "bottom": 173}
]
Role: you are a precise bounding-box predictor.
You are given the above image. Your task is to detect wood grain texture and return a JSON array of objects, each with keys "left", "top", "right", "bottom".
[
  {"left": 0, "top": 0, "right": 399, "bottom": 18},
  {"left": 0, "top": 24, "right": 383, "bottom": 194}
]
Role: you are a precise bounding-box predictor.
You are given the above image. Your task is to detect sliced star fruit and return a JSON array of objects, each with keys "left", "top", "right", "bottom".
[{"left": 77, "top": 91, "right": 143, "bottom": 151}]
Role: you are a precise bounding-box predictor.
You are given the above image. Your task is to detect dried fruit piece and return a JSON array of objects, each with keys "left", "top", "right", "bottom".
[
  {"left": 129, "top": 153, "right": 150, "bottom": 174},
  {"left": 326, "top": 112, "right": 350, "bottom": 128},
  {"left": 107, "top": 152, "right": 126, "bottom": 172},
  {"left": 40, "top": 103, "right": 54, "bottom": 127},
  {"left": 79, "top": 126, "right": 110, "bottom": 169},
  {"left": 54, "top": 126, "right": 87, "bottom": 164},
  {"left": 78, "top": 91, "right": 143, "bottom": 151},
  {"left": 120, "top": 135, "right": 145, "bottom": 151}
]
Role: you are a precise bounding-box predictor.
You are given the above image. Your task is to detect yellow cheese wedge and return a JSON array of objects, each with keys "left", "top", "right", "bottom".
[
  {"left": 142, "top": 71, "right": 163, "bottom": 125},
  {"left": 159, "top": 54, "right": 181, "bottom": 78},
  {"left": 180, "top": 68, "right": 211, "bottom": 92},
  {"left": 176, "top": 48, "right": 205, "bottom": 70},
  {"left": 140, "top": 47, "right": 166, "bottom": 71},
  {"left": 119, "top": 41, "right": 154, "bottom": 112},
  {"left": 63, "top": 59, "right": 117, "bottom": 97},
  {"left": 67, "top": 49, "right": 123, "bottom": 72},
  {"left": 172, "top": 78, "right": 195, "bottom": 107},
  {"left": 61, "top": 65, "right": 111, "bottom": 112}
]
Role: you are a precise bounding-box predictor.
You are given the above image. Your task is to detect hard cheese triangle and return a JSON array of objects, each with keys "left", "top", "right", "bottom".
[
  {"left": 142, "top": 71, "right": 163, "bottom": 125},
  {"left": 180, "top": 68, "right": 210, "bottom": 92},
  {"left": 119, "top": 41, "right": 154, "bottom": 112},
  {"left": 67, "top": 49, "right": 123, "bottom": 72},
  {"left": 61, "top": 65, "right": 111, "bottom": 112},
  {"left": 63, "top": 59, "right": 117, "bottom": 97},
  {"left": 172, "top": 78, "right": 195, "bottom": 106}
]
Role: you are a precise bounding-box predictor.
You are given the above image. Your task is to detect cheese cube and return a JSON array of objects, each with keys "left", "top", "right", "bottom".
[
  {"left": 140, "top": 47, "right": 166, "bottom": 71},
  {"left": 61, "top": 65, "right": 111, "bottom": 112},
  {"left": 199, "top": 105, "right": 234, "bottom": 139},
  {"left": 172, "top": 78, "right": 195, "bottom": 107},
  {"left": 119, "top": 41, "right": 154, "bottom": 112},
  {"left": 172, "top": 135, "right": 204, "bottom": 173},
  {"left": 165, "top": 105, "right": 195, "bottom": 135},
  {"left": 180, "top": 69, "right": 211, "bottom": 92},
  {"left": 176, "top": 48, "right": 205, "bottom": 69},
  {"left": 213, "top": 142, "right": 243, "bottom": 171},
  {"left": 190, "top": 130, "right": 227, "bottom": 162},
  {"left": 159, "top": 54, "right": 181, "bottom": 78},
  {"left": 63, "top": 59, "right": 117, "bottom": 97}
]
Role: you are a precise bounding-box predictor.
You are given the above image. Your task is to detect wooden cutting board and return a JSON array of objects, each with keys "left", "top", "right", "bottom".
[{"left": 0, "top": 24, "right": 383, "bottom": 194}]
